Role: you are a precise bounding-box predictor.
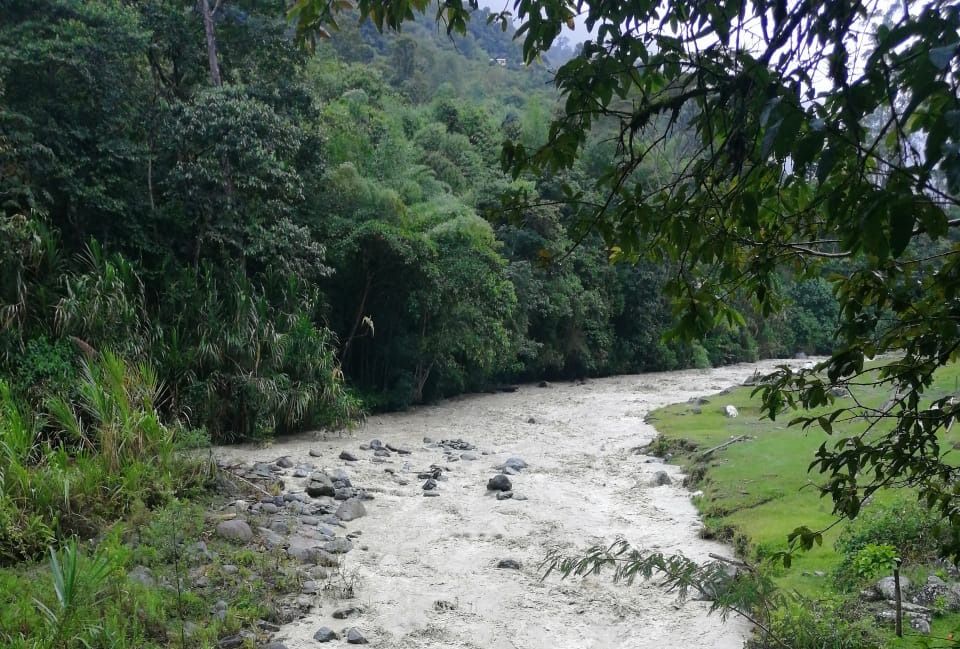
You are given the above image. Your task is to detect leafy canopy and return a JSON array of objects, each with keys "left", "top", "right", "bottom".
[{"left": 293, "top": 0, "right": 960, "bottom": 556}]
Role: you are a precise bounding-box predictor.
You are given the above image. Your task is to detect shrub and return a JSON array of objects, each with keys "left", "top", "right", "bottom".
[
  {"left": 833, "top": 497, "right": 943, "bottom": 590},
  {"left": 750, "top": 596, "right": 883, "bottom": 649}
]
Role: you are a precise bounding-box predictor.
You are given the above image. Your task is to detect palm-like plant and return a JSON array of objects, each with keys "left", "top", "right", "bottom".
[{"left": 34, "top": 538, "right": 113, "bottom": 649}]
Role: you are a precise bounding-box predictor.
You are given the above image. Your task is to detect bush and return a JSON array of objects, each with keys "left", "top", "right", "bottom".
[
  {"left": 750, "top": 596, "right": 883, "bottom": 649},
  {"left": 833, "top": 497, "right": 943, "bottom": 590},
  {"left": 0, "top": 355, "right": 212, "bottom": 562}
]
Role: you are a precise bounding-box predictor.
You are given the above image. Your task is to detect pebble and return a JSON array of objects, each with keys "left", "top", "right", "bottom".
[
  {"left": 487, "top": 475, "right": 512, "bottom": 492},
  {"left": 339, "top": 451, "right": 358, "bottom": 462},
  {"left": 302, "top": 580, "right": 320, "bottom": 594},
  {"left": 422, "top": 478, "right": 438, "bottom": 490},
  {"left": 424, "top": 491, "right": 440, "bottom": 497},
  {"left": 497, "top": 559, "right": 522, "bottom": 570},
  {"left": 496, "top": 491, "right": 513, "bottom": 501},
  {"left": 374, "top": 448, "right": 391, "bottom": 457},
  {"left": 276, "top": 456, "right": 294, "bottom": 468},
  {"left": 461, "top": 452, "right": 480, "bottom": 461},
  {"left": 309, "top": 449, "right": 323, "bottom": 457}
]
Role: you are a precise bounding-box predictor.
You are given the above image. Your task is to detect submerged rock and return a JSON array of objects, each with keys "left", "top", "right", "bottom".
[{"left": 650, "top": 471, "right": 672, "bottom": 486}]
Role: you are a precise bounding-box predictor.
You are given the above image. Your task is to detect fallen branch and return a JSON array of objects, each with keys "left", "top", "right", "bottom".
[
  {"left": 698, "top": 435, "right": 749, "bottom": 459},
  {"left": 219, "top": 466, "right": 274, "bottom": 498}
]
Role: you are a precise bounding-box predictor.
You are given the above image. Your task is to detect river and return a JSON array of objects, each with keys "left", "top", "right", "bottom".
[{"left": 216, "top": 360, "right": 798, "bottom": 648}]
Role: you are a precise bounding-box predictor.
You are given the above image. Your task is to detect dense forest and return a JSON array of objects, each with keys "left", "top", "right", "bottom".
[{"left": 0, "top": 0, "right": 839, "bottom": 446}]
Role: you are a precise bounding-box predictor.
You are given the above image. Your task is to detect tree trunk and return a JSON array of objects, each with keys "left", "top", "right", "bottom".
[
  {"left": 200, "top": 0, "right": 223, "bottom": 87},
  {"left": 341, "top": 270, "right": 372, "bottom": 367}
]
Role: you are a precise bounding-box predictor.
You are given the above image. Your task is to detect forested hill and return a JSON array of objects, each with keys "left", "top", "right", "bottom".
[{"left": 0, "top": 0, "right": 835, "bottom": 441}]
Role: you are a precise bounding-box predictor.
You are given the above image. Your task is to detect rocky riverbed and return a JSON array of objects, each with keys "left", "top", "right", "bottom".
[{"left": 215, "top": 360, "right": 799, "bottom": 649}]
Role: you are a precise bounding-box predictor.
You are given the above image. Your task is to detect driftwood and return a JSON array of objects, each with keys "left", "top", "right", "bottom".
[{"left": 698, "top": 435, "right": 749, "bottom": 459}]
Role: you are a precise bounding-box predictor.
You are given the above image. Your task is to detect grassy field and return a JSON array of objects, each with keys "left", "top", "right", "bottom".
[{"left": 648, "top": 362, "right": 960, "bottom": 647}]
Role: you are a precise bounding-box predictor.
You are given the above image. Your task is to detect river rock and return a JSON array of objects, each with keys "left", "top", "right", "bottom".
[
  {"left": 369, "top": 439, "right": 384, "bottom": 449},
  {"left": 422, "top": 478, "right": 437, "bottom": 490},
  {"left": 306, "top": 474, "right": 335, "bottom": 498},
  {"left": 724, "top": 405, "right": 739, "bottom": 418},
  {"left": 346, "top": 628, "right": 368, "bottom": 644},
  {"left": 497, "top": 558, "right": 521, "bottom": 570},
  {"left": 487, "top": 475, "right": 512, "bottom": 492},
  {"left": 496, "top": 491, "right": 513, "bottom": 500},
  {"left": 336, "top": 498, "right": 367, "bottom": 522},
  {"left": 309, "top": 449, "right": 323, "bottom": 457},
  {"left": 276, "top": 456, "right": 294, "bottom": 468},
  {"left": 314, "top": 627, "right": 338, "bottom": 642},
  {"left": 324, "top": 538, "right": 354, "bottom": 554},
  {"left": 650, "top": 471, "right": 672, "bottom": 486},
  {"left": 501, "top": 456, "right": 528, "bottom": 471},
  {"left": 333, "top": 606, "right": 360, "bottom": 619},
  {"left": 339, "top": 451, "right": 358, "bottom": 461},
  {"left": 218, "top": 635, "right": 244, "bottom": 648},
  {"left": 216, "top": 519, "right": 253, "bottom": 543},
  {"left": 386, "top": 443, "right": 411, "bottom": 454},
  {"left": 257, "top": 527, "right": 285, "bottom": 549},
  {"left": 461, "top": 452, "right": 480, "bottom": 461}
]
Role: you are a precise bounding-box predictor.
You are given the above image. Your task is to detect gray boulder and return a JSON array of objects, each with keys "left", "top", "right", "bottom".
[
  {"left": 216, "top": 519, "right": 253, "bottom": 543},
  {"left": 324, "top": 538, "right": 354, "bottom": 554},
  {"left": 487, "top": 475, "right": 512, "bottom": 492},
  {"left": 306, "top": 474, "right": 335, "bottom": 498},
  {"left": 876, "top": 575, "right": 911, "bottom": 600},
  {"left": 314, "top": 627, "right": 338, "bottom": 642},
  {"left": 346, "top": 628, "right": 369, "bottom": 644},
  {"left": 336, "top": 498, "right": 367, "bottom": 522},
  {"left": 650, "top": 471, "right": 672, "bottom": 486}
]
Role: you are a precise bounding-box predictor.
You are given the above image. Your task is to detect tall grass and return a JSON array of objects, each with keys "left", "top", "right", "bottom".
[{"left": 0, "top": 353, "right": 209, "bottom": 564}]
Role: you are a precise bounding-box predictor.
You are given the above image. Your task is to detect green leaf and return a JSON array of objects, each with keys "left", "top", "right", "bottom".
[{"left": 889, "top": 209, "right": 914, "bottom": 258}]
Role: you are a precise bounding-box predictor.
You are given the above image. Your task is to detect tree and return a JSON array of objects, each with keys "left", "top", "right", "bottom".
[{"left": 290, "top": 0, "right": 960, "bottom": 554}]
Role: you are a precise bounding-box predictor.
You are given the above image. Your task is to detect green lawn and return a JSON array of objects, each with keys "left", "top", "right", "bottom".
[{"left": 648, "top": 362, "right": 960, "bottom": 647}]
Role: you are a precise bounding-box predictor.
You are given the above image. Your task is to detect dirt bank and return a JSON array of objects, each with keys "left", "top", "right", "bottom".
[{"left": 217, "top": 360, "right": 797, "bottom": 648}]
